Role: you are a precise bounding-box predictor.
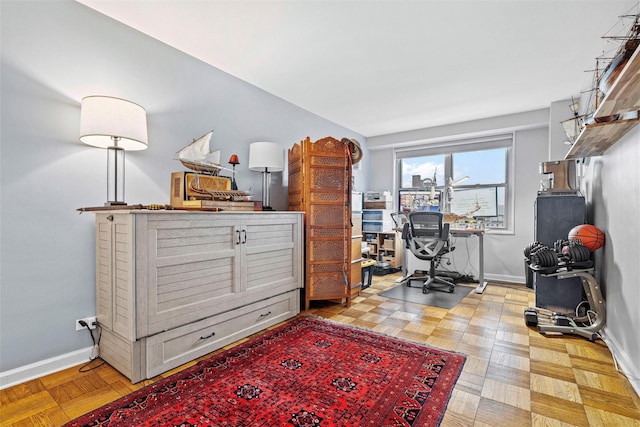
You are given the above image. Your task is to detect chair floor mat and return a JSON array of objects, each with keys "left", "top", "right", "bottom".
[{"left": 379, "top": 281, "right": 474, "bottom": 309}]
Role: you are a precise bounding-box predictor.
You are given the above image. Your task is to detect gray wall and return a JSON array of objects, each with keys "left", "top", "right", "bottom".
[
  {"left": 581, "top": 126, "right": 640, "bottom": 392},
  {"left": 0, "top": 1, "right": 366, "bottom": 374}
]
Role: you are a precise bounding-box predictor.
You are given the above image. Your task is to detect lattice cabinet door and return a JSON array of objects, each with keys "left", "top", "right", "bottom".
[{"left": 288, "top": 136, "right": 353, "bottom": 310}]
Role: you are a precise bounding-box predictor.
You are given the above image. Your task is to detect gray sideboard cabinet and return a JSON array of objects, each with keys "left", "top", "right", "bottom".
[{"left": 93, "top": 210, "right": 303, "bottom": 382}]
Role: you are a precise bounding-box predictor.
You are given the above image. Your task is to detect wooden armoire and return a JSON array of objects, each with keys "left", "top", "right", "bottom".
[{"left": 288, "top": 136, "right": 353, "bottom": 310}]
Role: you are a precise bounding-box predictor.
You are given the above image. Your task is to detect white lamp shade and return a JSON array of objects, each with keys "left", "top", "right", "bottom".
[
  {"left": 248, "top": 142, "right": 284, "bottom": 172},
  {"left": 80, "top": 96, "right": 148, "bottom": 151}
]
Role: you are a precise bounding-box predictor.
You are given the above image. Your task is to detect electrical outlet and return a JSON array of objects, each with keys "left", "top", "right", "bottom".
[{"left": 75, "top": 316, "right": 97, "bottom": 331}]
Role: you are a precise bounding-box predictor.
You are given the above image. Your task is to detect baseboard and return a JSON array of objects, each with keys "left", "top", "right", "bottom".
[
  {"left": 601, "top": 327, "right": 640, "bottom": 397},
  {"left": 5, "top": 304, "right": 636, "bottom": 401},
  {"left": 485, "top": 273, "right": 525, "bottom": 284},
  {"left": 0, "top": 346, "right": 92, "bottom": 390}
]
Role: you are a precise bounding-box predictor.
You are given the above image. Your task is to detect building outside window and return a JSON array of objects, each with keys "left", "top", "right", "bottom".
[{"left": 395, "top": 133, "right": 513, "bottom": 230}]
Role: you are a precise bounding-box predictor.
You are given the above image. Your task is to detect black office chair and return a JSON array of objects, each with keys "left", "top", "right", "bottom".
[{"left": 405, "top": 211, "right": 456, "bottom": 293}]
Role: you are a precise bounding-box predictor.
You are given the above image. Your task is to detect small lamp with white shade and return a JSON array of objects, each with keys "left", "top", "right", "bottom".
[{"left": 248, "top": 141, "right": 284, "bottom": 210}]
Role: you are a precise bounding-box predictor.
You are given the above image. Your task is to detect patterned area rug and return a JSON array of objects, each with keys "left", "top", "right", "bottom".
[{"left": 65, "top": 316, "right": 466, "bottom": 427}]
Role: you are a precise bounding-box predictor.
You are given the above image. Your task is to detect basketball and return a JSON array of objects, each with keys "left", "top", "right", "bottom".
[{"left": 568, "top": 224, "right": 605, "bottom": 251}]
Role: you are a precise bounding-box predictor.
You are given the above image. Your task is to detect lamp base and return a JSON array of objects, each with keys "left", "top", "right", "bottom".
[
  {"left": 105, "top": 201, "right": 127, "bottom": 206},
  {"left": 261, "top": 206, "right": 274, "bottom": 211}
]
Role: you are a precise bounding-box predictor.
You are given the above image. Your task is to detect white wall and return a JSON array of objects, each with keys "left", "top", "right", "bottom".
[
  {"left": 548, "top": 98, "right": 574, "bottom": 160},
  {"left": 581, "top": 126, "right": 640, "bottom": 393},
  {"left": 0, "top": 0, "right": 365, "bottom": 381}
]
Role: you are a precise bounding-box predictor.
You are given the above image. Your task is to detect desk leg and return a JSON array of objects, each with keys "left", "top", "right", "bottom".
[
  {"left": 475, "top": 232, "right": 488, "bottom": 294},
  {"left": 396, "top": 240, "right": 412, "bottom": 284}
]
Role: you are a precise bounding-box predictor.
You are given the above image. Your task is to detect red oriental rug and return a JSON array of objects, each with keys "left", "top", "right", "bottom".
[{"left": 65, "top": 316, "right": 466, "bottom": 427}]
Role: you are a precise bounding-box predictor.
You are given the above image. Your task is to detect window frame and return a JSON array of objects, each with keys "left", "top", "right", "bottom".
[{"left": 394, "top": 133, "right": 515, "bottom": 233}]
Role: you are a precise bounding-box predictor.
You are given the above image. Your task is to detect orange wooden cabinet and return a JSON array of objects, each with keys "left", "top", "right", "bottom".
[{"left": 288, "top": 136, "right": 353, "bottom": 310}]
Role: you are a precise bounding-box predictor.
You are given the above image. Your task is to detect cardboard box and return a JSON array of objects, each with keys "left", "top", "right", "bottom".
[
  {"left": 382, "top": 256, "right": 398, "bottom": 268},
  {"left": 351, "top": 237, "right": 362, "bottom": 260},
  {"left": 351, "top": 214, "right": 363, "bottom": 236},
  {"left": 363, "top": 201, "right": 393, "bottom": 209},
  {"left": 383, "top": 239, "right": 395, "bottom": 251}
]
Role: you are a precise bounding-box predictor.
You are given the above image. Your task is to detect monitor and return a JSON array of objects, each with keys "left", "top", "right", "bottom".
[
  {"left": 399, "top": 190, "right": 441, "bottom": 212},
  {"left": 449, "top": 187, "right": 498, "bottom": 217}
]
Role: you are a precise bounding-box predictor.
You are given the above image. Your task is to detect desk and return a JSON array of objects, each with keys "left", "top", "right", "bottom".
[
  {"left": 449, "top": 227, "right": 488, "bottom": 294},
  {"left": 395, "top": 224, "right": 488, "bottom": 294}
]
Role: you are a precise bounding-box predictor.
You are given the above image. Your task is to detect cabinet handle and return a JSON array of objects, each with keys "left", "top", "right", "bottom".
[
  {"left": 107, "top": 215, "right": 114, "bottom": 222},
  {"left": 258, "top": 311, "right": 272, "bottom": 318},
  {"left": 242, "top": 229, "right": 247, "bottom": 244},
  {"left": 236, "top": 229, "right": 241, "bottom": 245},
  {"left": 199, "top": 331, "right": 216, "bottom": 340}
]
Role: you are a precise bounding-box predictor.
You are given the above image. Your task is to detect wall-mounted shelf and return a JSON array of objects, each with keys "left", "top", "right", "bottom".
[
  {"left": 566, "top": 46, "right": 640, "bottom": 159},
  {"left": 565, "top": 117, "right": 639, "bottom": 158}
]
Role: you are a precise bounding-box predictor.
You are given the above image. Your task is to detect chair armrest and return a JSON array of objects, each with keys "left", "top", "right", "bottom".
[
  {"left": 401, "top": 223, "right": 410, "bottom": 248},
  {"left": 442, "top": 222, "right": 450, "bottom": 241}
]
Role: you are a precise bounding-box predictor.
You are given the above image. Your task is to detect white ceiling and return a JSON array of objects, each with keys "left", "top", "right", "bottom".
[{"left": 77, "top": 0, "right": 638, "bottom": 137}]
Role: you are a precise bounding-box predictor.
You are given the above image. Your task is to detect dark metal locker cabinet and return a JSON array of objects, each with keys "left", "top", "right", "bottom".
[
  {"left": 534, "top": 194, "right": 586, "bottom": 246},
  {"left": 533, "top": 194, "right": 586, "bottom": 313}
]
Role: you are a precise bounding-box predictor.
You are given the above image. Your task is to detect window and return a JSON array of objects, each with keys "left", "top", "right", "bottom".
[{"left": 396, "top": 134, "right": 513, "bottom": 230}]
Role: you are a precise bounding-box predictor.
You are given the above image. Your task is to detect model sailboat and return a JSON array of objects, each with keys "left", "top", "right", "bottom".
[
  {"left": 176, "top": 131, "right": 251, "bottom": 201},
  {"left": 177, "top": 131, "right": 222, "bottom": 175},
  {"left": 598, "top": 13, "right": 640, "bottom": 97},
  {"left": 562, "top": 11, "right": 640, "bottom": 144}
]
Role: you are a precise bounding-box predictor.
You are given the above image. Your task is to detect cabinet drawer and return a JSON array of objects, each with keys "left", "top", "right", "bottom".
[
  {"left": 145, "top": 290, "right": 299, "bottom": 378},
  {"left": 351, "top": 236, "right": 362, "bottom": 261},
  {"left": 352, "top": 214, "right": 362, "bottom": 236},
  {"left": 350, "top": 260, "right": 362, "bottom": 295}
]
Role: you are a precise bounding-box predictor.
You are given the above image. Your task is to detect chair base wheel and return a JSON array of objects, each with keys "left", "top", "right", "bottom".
[{"left": 422, "top": 284, "right": 456, "bottom": 294}]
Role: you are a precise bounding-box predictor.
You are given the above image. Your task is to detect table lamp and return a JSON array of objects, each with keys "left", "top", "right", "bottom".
[
  {"left": 248, "top": 142, "right": 283, "bottom": 210},
  {"left": 79, "top": 96, "right": 148, "bottom": 206}
]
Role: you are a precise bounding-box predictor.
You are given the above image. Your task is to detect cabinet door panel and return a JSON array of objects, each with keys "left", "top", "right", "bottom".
[
  {"left": 154, "top": 225, "right": 232, "bottom": 258},
  {"left": 245, "top": 249, "right": 295, "bottom": 291},
  {"left": 96, "top": 214, "right": 135, "bottom": 340},
  {"left": 155, "top": 257, "right": 235, "bottom": 312},
  {"left": 137, "top": 215, "right": 242, "bottom": 337},
  {"left": 96, "top": 219, "right": 114, "bottom": 330},
  {"left": 243, "top": 215, "right": 302, "bottom": 294}
]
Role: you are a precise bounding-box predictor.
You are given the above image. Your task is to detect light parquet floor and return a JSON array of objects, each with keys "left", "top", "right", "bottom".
[{"left": 1, "top": 273, "right": 639, "bottom": 426}]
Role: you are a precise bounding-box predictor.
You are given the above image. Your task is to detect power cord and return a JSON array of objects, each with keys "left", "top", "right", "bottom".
[
  {"left": 77, "top": 319, "right": 106, "bottom": 372},
  {"left": 436, "top": 236, "right": 479, "bottom": 283},
  {"left": 571, "top": 303, "right": 639, "bottom": 383},
  {"left": 596, "top": 329, "right": 640, "bottom": 383}
]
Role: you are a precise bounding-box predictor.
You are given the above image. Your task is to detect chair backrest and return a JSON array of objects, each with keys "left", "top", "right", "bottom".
[
  {"left": 407, "top": 211, "right": 449, "bottom": 260},
  {"left": 409, "top": 211, "right": 443, "bottom": 238}
]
